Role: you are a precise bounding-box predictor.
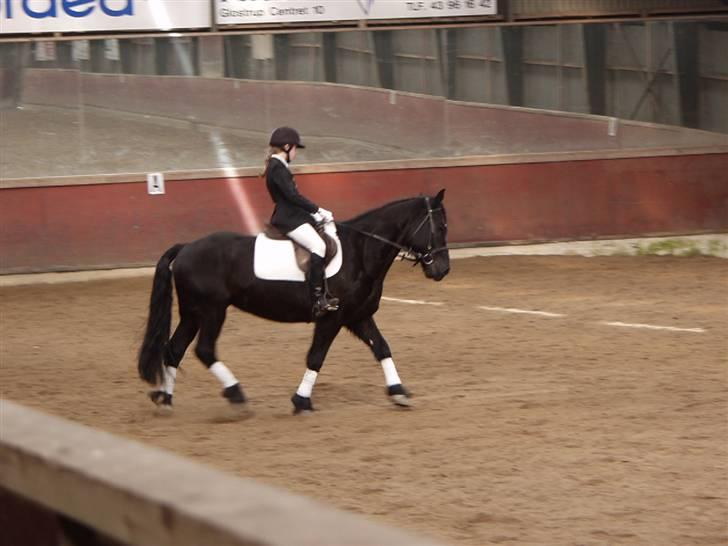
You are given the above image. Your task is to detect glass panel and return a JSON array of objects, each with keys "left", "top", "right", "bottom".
[
  {"left": 336, "top": 32, "right": 379, "bottom": 87},
  {"left": 1, "top": 21, "right": 726, "bottom": 180}
]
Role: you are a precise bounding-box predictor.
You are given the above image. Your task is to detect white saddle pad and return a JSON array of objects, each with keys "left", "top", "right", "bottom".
[{"left": 253, "top": 227, "right": 343, "bottom": 282}]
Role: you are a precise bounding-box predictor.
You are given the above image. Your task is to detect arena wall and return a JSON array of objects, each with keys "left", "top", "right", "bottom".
[
  {"left": 0, "top": 400, "right": 446, "bottom": 546},
  {"left": 1, "top": 151, "right": 727, "bottom": 273},
  {"left": 2, "top": 69, "right": 727, "bottom": 273}
]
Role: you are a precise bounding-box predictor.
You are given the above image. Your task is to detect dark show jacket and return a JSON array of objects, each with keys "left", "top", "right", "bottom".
[{"left": 266, "top": 157, "right": 320, "bottom": 233}]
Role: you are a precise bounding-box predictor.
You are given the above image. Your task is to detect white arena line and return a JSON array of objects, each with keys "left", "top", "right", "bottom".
[
  {"left": 602, "top": 321, "right": 705, "bottom": 333},
  {"left": 477, "top": 305, "right": 565, "bottom": 318},
  {"left": 381, "top": 296, "right": 444, "bottom": 306}
]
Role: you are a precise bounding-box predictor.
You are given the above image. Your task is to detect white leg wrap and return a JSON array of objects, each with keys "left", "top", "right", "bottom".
[
  {"left": 162, "top": 366, "right": 177, "bottom": 395},
  {"left": 210, "top": 361, "right": 238, "bottom": 388},
  {"left": 296, "top": 369, "right": 318, "bottom": 398},
  {"left": 381, "top": 357, "right": 402, "bottom": 386}
]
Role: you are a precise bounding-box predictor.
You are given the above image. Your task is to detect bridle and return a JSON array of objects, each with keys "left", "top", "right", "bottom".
[{"left": 338, "top": 197, "right": 449, "bottom": 266}]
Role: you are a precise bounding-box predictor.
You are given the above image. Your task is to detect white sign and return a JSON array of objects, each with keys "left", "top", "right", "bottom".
[
  {"left": 216, "top": 0, "right": 497, "bottom": 25},
  {"left": 251, "top": 34, "right": 273, "bottom": 60},
  {"left": 105, "top": 38, "right": 120, "bottom": 60},
  {"left": 34, "top": 40, "right": 56, "bottom": 61},
  {"left": 147, "top": 172, "right": 165, "bottom": 195},
  {"left": 0, "top": 0, "right": 211, "bottom": 34},
  {"left": 71, "top": 39, "right": 90, "bottom": 61}
]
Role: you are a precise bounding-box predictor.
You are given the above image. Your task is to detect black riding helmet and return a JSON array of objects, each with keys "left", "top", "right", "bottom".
[{"left": 269, "top": 126, "right": 306, "bottom": 149}]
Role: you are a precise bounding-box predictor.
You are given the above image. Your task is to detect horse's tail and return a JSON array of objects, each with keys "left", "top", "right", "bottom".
[{"left": 137, "top": 243, "right": 186, "bottom": 386}]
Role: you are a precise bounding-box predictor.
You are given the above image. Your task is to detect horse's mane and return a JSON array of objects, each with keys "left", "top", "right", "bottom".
[{"left": 340, "top": 196, "right": 423, "bottom": 225}]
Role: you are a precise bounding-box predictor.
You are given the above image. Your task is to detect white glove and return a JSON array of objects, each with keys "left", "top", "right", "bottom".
[
  {"left": 317, "top": 207, "right": 334, "bottom": 223},
  {"left": 311, "top": 211, "right": 324, "bottom": 222}
]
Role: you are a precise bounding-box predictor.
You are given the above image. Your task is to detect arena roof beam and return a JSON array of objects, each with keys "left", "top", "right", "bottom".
[
  {"left": 373, "top": 31, "right": 395, "bottom": 90},
  {"left": 501, "top": 26, "right": 524, "bottom": 106},
  {"left": 89, "top": 39, "right": 106, "bottom": 73},
  {"left": 274, "top": 34, "right": 290, "bottom": 80},
  {"left": 154, "top": 37, "right": 170, "bottom": 75},
  {"left": 583, "top": 23, "right": 607, "bottom": 115},
  {"left": 322, "top": 32, "right": 337, "bottom": 83},
  {"left": 673, "top": 22, "right": 700, "bottom": 128},
  {"left": 0, "top": 42, "right": 24, "bottom": 109},
  {"left": 440, "top": 28, "right": 458, "bottom": 99}
]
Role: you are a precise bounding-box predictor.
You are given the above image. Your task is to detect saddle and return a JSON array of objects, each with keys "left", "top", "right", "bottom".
[{"left": 263, "top": 224, "right": 339, "bottom": 274}]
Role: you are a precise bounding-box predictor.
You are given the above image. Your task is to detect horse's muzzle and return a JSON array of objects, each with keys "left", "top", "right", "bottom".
[{"left": 424, "top": 263, "right": 449, "bottom": 281}]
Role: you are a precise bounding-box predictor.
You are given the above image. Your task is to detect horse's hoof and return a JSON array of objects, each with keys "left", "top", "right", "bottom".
[
  {"left": 389, "top": 394, "right": 413, "bottom": 408},
  {"left": 149, "top": 390, "right": 172, "bottom": 406},
  {"left": 387, "top": 385, "right": 413, "bottom": 408},
  {"left": 149, "top": 390, "right": 173, "bottom": 415},
  {"left": 222, "top": 383, "right": 247, "bottom": 404},
  {"left": 291, "top": 394, "right": 315, "bottom": 415}
]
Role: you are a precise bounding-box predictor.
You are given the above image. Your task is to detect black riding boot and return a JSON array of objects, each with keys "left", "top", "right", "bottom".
[{"left": 309, "top": 254, "right": 339, "bottom": 318}]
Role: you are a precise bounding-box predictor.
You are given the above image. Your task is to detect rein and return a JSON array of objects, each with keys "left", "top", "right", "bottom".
[{"left": 338, "top": 197, "right": 448, "bottom": 266}]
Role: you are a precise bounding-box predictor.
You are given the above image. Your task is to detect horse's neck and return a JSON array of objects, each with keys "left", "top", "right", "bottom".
[
  {"left": 349, "top": 200, "right": 420, "bottom": 280},
  {"left": 354, "top": 201, "right": 417, "bottom": 241}
]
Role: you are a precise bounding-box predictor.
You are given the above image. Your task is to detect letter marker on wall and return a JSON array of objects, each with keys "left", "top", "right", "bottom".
[{"left": 147, "top": 173, "right": 165, "bottom": 195}]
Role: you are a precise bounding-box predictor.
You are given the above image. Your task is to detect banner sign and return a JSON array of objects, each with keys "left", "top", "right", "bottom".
[
  {"left": 217, "top": 0, "right": 497, "bottom": 25},
  {"left": 0, "top": 0, "right": 210, "bottom": 34}
]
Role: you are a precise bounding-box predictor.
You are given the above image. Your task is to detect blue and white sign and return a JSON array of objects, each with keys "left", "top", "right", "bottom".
[
  {"left": 216, "top": 0, "right": 497, "bottom": 25},
  {"left": 0, "top": 0, "right": 210, "bottom": 34}
]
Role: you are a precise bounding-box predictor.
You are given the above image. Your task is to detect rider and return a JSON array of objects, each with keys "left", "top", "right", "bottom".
[{"left": 263, "top": 126, "right": 339, "bottom": 318}]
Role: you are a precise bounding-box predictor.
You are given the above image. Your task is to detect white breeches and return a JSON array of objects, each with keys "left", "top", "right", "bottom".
[{"left": 287, "top": 223, "right": 326, "bottom": 258}]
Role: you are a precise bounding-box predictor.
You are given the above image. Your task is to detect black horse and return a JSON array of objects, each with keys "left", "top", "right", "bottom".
[{"left": 138, "top": 189, "right": 449, "bottom": 414}]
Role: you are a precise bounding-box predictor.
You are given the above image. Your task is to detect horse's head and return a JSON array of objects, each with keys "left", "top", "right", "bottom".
[{"left": 408, "top": 189, "right": 450, "bottom": 282}]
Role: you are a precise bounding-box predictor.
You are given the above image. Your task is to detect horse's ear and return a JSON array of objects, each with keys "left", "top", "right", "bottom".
[{"left": 433, "top": 188, "right": 445, "bottom": 206}]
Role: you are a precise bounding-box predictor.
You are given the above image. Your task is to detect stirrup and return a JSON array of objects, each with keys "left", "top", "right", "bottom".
[{"left": 313, "top": 295, "right": 339, "bottom": 318}]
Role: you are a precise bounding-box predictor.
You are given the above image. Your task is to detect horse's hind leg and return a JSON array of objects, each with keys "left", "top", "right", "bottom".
[
  {"left": 194, "top": 305, "right": 247, "bottom": 405},
  {"left": 149, "top": 313, "right": 199, "bottom": 410},
  {"left": 346, "top": 316, "right": 412, "bottom": 408}
]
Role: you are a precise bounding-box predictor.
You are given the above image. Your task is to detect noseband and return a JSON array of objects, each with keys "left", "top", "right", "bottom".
[{"left": 340, "top": 197, "right": 448, "bottom": 266}]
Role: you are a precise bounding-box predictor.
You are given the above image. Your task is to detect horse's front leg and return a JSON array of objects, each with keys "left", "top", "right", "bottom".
[
  {"left": 291, "top": 318, "right": 342, "bottom": 414},
  {"left": 347, "top": 316, "right": 412, "bottom": 408}
]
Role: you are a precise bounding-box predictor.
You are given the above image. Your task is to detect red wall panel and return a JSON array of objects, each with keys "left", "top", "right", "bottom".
[{"left": 1, "top": 153, "right": 726, "bottom": 273}]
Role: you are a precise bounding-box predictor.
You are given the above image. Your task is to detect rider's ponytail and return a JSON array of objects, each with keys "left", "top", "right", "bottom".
[
  {"left": 260, "top": 149, "right": 272, "bottom": 178},
  {"left": 260, "top": 146, "right": 282, "bottom": 177}
]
